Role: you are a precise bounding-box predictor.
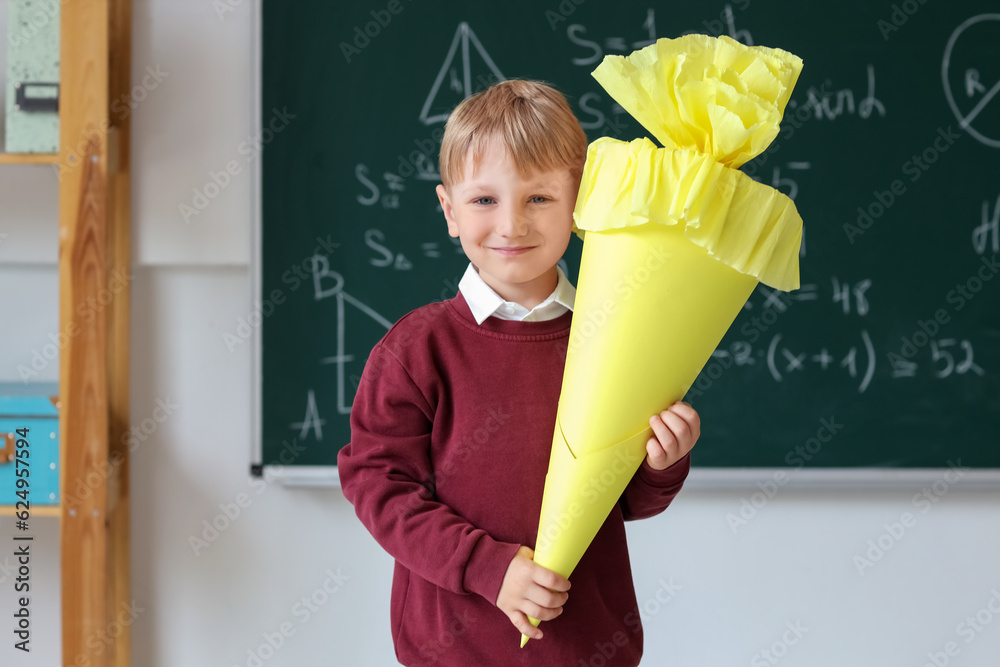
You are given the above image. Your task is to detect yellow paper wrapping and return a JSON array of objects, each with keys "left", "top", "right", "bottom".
[{"left": 521, "top": 35, "right": 804, "bottom": 647}]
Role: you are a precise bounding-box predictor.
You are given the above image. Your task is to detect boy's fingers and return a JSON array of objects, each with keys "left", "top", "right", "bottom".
[
  {"left": 522, "top": 599, "right": 564, "bottom": 622},
  {"left": 509, "top": 611, "right": 543, "bottom": 640},
  {"left": 646, "top": 437, "right": 667, "bottom": 461},
  {"left": 532, "top": 566, "right": 571, "bottom": 592},
  {"left": 668, "top": 402, "right": 701, "bottom": 437},
  {"left": 661, "top": 408, "right": 693, "bottom": 444},
  {"left": 526, "top": 585, "right": 569, "bottom": 610},
  {"left": 649, "top": 413, "right": 679, "bottom": 449}
]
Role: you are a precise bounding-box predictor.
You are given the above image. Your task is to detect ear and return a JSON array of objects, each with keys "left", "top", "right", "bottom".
[{"left": 436, "top": 184, "right": 460, "bottom": 238}]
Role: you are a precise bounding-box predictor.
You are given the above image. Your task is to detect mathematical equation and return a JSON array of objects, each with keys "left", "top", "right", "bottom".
[
  {"left": 558, "top": 6, "right": 744, "bottom": 67},
  {"left": 359, "top": 228, "right": 463, "bottom": 271},
  {"left": 706, "top": 330, "right": 983, "bottom": 395},
  {"left": 737, "top": 277, "right": 869, "bottom": 318},
  {"left": 691, "top": 270, "right": 989, "bottom": 396},
  {"left": 705, "top": 330, "right": 877, "bottom": 394}
]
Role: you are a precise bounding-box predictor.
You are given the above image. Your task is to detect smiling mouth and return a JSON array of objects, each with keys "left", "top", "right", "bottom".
[{"left": 490, "top": 246, "right": 534, "bottom": 255}]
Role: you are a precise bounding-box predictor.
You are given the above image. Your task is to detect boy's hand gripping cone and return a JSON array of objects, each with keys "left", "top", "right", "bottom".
[{"left": 521, "top": 35, "right": 805, "bottom": 647}]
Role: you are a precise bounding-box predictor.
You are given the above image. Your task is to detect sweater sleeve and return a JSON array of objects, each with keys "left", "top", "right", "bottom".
[
  {"left": 337, "top": 341, "right": 520, "bottom": 605},
  {"left": 618, "top": 452, "right": 691, "bottom": 521}
]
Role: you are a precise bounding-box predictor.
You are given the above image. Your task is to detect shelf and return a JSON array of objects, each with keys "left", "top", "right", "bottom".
[
  {"left": 0, "top": 505, "right": 60, "bottom": 517},
  {"left": 0, "top": 153, "right": 59, "bottom": 164}
]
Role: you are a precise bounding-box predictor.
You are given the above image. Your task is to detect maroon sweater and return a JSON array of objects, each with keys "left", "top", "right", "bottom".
[{"left": 338, "top": 292, "right": 691, "bottom": 666}]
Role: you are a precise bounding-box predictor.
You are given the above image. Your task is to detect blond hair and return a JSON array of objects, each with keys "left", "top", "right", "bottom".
[{"left": 438, "top": 79, "right": 588, "bottom": 190}]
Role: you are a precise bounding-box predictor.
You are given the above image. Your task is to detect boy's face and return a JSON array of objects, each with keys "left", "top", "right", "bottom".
[{"left": 436, "top": 140, "right": 578, "bottom": 305}]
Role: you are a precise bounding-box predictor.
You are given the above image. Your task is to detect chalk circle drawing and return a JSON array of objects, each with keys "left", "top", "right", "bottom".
[
  {"left": 420, "top": 22, "right": 506, "bottom": 126},
  {"left": 942, "top": 14, "right": 1000, "bottom": 148}
]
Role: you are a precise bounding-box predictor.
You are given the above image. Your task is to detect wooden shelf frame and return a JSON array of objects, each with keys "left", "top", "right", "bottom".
[
  {"left": 0, "top": 505, "right": 60, "bottom": 518},
  {"left": 0, "top": 153, "right": 58, "bottom": 164},
  {"left": 57, "top": 2, "right": 132, "bottom": 667}
]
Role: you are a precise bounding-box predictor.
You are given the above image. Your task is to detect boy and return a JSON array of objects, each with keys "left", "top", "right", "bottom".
[{"left": 338, "top": 79, "right": 699, "bottom": 666}]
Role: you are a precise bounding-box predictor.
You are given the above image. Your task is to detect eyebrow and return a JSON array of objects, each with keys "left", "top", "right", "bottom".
[{"left": 461, "top": 177, "right": 559, "bottom": 191}]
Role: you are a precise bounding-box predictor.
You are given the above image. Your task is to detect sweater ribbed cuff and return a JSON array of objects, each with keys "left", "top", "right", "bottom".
[
  {"left": 637, "top": 451, "right": 692, "bottom": 489},
  {"left": 462, "top": 535, "right": 522, "bottom": 606}
]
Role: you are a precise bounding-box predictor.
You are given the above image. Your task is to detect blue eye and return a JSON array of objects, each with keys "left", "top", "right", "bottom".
[
  {"left": 474, "top": 197, "right": 495, "bottom": 205},
  {"left": 530, "top": 196, "right": 549, "bottom": 203}
]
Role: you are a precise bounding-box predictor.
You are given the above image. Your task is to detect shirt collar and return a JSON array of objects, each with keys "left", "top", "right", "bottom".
[{"left": 458, "top": 262, "right": 576, "bottom": 325}]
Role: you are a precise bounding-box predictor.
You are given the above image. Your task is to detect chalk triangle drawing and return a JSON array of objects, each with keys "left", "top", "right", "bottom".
[
  {"left": 317, "top": 269, "right": 395, "bottom": 415},
  {"left": 419, "top": 22, "right": 506, "bottom": 125}
]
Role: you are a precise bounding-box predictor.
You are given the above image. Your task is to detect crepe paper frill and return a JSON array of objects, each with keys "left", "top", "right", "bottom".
[{"left": 521, "top": 34, "right": 804, "bottom": 647}]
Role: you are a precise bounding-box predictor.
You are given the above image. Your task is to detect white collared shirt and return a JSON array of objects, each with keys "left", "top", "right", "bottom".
[{"left": 458, "top": 262, "right": 576, "bottom": 324}]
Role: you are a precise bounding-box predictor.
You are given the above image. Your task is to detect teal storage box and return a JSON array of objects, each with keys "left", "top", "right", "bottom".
[
  {"left": 4, "top": 0, "right": 60, "bottom": 153},
  {"left": 0, "top": 382, "right": 59, "bottom": 506}
]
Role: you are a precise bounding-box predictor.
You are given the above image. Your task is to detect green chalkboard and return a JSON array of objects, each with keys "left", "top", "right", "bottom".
[{"left": 257, "top": 0, "right": 1000, "bottom": 472}]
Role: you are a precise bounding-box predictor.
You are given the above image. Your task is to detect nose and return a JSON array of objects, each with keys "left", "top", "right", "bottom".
[{"left": 498, "top": 204, "right": 528, "bottom": 238}]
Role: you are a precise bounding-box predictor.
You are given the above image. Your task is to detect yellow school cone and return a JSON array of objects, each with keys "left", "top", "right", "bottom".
[{"left": 521, "top": 35, "right": 804, "bottom": 647}]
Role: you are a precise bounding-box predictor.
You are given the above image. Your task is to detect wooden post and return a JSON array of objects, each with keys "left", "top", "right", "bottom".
[
  {"left": 59, "top": 0, "right": 131, "bottom": 665},
  {"left": 105, "top": 1, "right": 133, "bottom": 666}
]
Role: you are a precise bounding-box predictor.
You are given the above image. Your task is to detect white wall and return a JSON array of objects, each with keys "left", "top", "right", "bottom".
[{"left": 1, "top": 1, "right": 999, "bottom": 666}]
